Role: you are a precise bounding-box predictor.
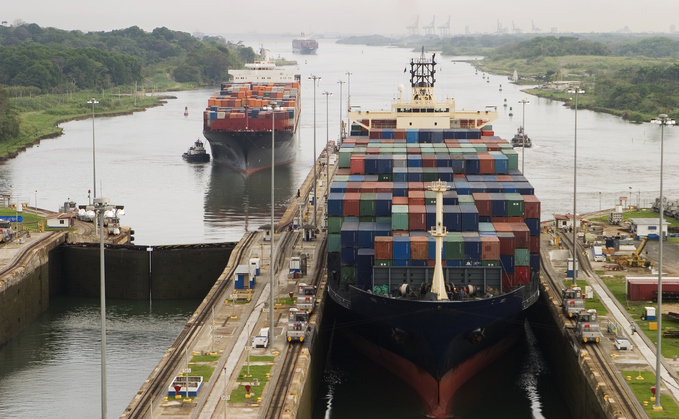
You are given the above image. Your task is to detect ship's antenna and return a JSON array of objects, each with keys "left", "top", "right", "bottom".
[{"left": 410, "top": 46, "right": 436, "bottom": 102}]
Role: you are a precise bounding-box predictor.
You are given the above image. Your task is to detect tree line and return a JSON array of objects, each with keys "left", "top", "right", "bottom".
[{"left": 0, "top": 23, "right": 256, "bottom": 92}]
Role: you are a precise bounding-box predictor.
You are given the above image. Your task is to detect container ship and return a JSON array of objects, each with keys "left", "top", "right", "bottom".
[
  {"left": 203, "top": 49, "right": 301, "bottom": 173},
  {"left": 292, "top": 34, "right": 318, "bottom": 54},
  {"left": 326, "top": 50, "right": 541, "bottom": 417}
]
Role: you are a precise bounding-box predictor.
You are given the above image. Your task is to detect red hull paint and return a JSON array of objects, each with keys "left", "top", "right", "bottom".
[{"left": 348, "top": 329, "right": 521, "bottom": 417}]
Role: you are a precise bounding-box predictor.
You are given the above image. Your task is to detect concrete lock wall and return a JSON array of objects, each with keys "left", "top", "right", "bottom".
[
  {"left": 55, "top": 243, "right": 235, "bottom": 300},
  {"left": 0, "top": 233, "right": 66, "bottom": 348},
  {"left": 528, "top": 292, "right": 614, "bottom": 419}
]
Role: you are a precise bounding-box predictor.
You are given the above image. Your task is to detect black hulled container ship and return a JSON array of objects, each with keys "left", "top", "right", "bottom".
[
  {"left": 326, "top": 50, "right": 541, "bottom": 417},
  {"left": 203, "top": 49, "right": 301, "bottom": 174}
]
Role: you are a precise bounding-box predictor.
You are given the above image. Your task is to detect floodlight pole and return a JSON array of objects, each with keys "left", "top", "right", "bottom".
[{"left": 568, "top": 88, "right": 584, "bottom": 286}]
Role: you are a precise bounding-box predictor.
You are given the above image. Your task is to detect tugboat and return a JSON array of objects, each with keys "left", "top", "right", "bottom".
[
  {"left": 182, "top": 139, "right": 210, "bottom": 162},
  {"left": 511, "top": 126, "right": 532, "bottom": 147}
]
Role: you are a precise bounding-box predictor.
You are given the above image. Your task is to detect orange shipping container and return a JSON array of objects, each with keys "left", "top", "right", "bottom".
[
  {"left": 374, "top": 236, "right": 393, "bottom": 259},
  {"left": 481, "top": 236, "right": 500, "bottom": 260},
  {"left": 410, "top": 236, "right": 429, "bottom": 260}
]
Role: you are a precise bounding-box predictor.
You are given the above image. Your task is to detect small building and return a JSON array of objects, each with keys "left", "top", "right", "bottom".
[
  {"left": 45, "top": 213, "right": 75, "bottom": 228},
  {"left": 554, "top": 213, "right": 582, "bottom": 230},
  {"left": 629, "top": 218, "right": 669, "bottom": 240},
  {"left": 626, "top": 277, "right": 679, "bottom": 301}
]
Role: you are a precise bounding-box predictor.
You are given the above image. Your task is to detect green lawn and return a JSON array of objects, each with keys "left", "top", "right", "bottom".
[
  {"left": 563, "top": 279, "right": 609, "bottom": 316},
  {"left": 229, "top": 364, "right": 272, "bottom": 403},
  {"left": 622, "top": 370, "right": 679, "bottom": 418}
]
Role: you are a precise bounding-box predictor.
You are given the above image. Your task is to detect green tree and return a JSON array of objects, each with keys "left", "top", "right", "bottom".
[{"left": 0, "top": 85, "right": 20, "bottom": 143}]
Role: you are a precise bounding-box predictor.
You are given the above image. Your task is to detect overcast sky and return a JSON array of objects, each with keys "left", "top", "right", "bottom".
[{"left": 4, "top": 1, "right": 679, "bottom": 37}]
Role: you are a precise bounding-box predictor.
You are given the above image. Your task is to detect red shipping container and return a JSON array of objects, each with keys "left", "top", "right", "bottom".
[
  {"left": 422, "top": 155, "right": 437, "bottom": 168},
  {"left": 510, "top": 223, "right": 531, "bottom": 248},
  {"left": 472, "top": 193, "right": 492, "bottom": 217},
  {"left": 369, "top": 128, "right": 382, "bottom": 139},
  {"left": 336, "top": 168, "right": 351, "bottom": 176},
  {"left": 497, "top": 232, "right": 516, "bottom": 255},
  {"left": 407, "top": 147, "right": 421, "bottom": 154},
  {"left": 491, "top": 217, "right": 508, "bottom": 223},
  {"left": 523, "top": 195, "right": 541, "bottom": 219},
  {"left": 366, "top": 147, "right": 380, "bottom": 155},
  {"left": 529, "top": 236, "right": 540, "bottom": 253},
  {"left": 427, "top": 259, "right": 447, "bottom": 266},
  {"left": 502, "top": 273, "right": 515, "bottom": 292},
  {"left": 493, "top": 222, "right": 512, "bottom": 233},
  {"left": 408, "top": 190, "right": 426, "bottom": 206},
  {"left": 345, "top": 182, "right": 362, "bottom": 193},
  {"left": 481, "top": 236, "right": 500, "bottom": 260},
  {"left": 478, "top": 153, "right": 495, "bottom": 174},
  {"left": 350, "top": 155, "right": 365, "bottom": 174},
  {"left": 408, "top": 182, "right": 424, "bottom": 191},
  {"left": 392, "top": 196, "right": 409, "bottom": 206},
  {"left": 362, "top": 182, "right": 378, "bottom": 193},
  {"left": 515, "top": 267, "right": 530, "bottom": 284},
  {"left": 343, "top": 192, "right": 361, "bottom": 217},
  {"left": 409, "top": 205, "right": 427, "bottom": 231},
  {"left": 376, "top": 182, "right": 393, "bottom": 193},
  {"left": 507, "top": 216, "right": 524, "bottom": 223},
  {"left": 410, "top": 236, "right": 429, "bottom": 260},
  {"left": 394, "top": 129, "right": 407, "bottom": 140},
  {"left": 374, "top": 236, "right": 393, "bottom": 259}
]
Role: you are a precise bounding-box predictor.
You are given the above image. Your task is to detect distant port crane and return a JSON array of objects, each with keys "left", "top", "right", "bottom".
[
  {"left": 423, "top": 16, "right": 436, "bottom": 35},
  {"left": 438, "top": 16, "right": 451, "bottom": 36},
  {"left": 407, "top": 15, "right": 419, "bottom": 36}
]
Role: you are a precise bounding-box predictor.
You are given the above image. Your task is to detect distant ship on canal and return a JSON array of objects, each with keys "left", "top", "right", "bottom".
[
  {"left": 292, "top": 34, "right": 318, "bottom": 55},
  {"left": 326, "top": 50, "right": 541, "bottom": 417},
  {"left": 202, "top": 48, "right": 301, "bottom": 174}
]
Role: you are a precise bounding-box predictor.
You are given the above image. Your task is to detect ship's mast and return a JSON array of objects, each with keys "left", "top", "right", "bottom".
[
  {"left": 428, "top": 180, "right": 449, "bottom": 300},
  {"left": 410, "top": 47, "right": 436, "bottom": 103}
]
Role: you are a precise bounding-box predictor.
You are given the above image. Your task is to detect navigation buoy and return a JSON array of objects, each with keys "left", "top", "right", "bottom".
[{"left": 184, "top": 106, "right": 189, "bottom": 117}]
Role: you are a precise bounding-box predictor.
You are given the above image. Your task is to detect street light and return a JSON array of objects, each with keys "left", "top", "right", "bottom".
[
  {"left": 309, "top": 75, "right": 321, "bottom": 229},
  {"left": 269, "top": 101, "right": 277, "bottom": 350},
  {"left": 323, "top": 91, "right": 332, "bottom": 190},
  {"left": 87, "top": 98, "right": 99, "bottom": 199},
  {"left": 567, "top": 87, "right": 584, "bottom": 286},
  {"left": 93, "top": 196, "right": 111, "bottom": 419},
  {"left": 337, "top": 80, "right": 345, "bottom": 146},
  {"left": 345, "top": 72, "right": 352, "bottom": 113},
  {"left": 518, "top": 99, "right": 529, "bottom": 173},
  {"left": 650, "top": 113, "right": 675, "bottom": 411}
]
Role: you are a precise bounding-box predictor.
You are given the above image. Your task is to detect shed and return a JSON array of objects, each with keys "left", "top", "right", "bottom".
[
  {"left": 629, "top": 218, "right": 669, "bottom": 240},
  {"left": 46, "top": 213, "right": 75, "bottom": 228},
  {"left": 553, "top": 213, "right": 582, "bottom": 230}
]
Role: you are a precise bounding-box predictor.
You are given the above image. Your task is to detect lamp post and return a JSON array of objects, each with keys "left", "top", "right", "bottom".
[
  {"left": 309, "top": 75, "right": 321, "bottom": 229},
  {"left": 518, "top": 99, "right": 529, "bottom": 173},
  {"left": 650, "top": 113, "right": 675, "bottom": 411},
  {"left": 629, "top": 186, "right": 632, "bottom": 209},
  {"left": 87, "top": 98, "right": 99, "bottom": 199},
  {"left": 269, "top": 101, "right": 277, "bottom": 350},
  {"left": 337, "top": 80, "right": 345, "bottom": 146},
  {"left": 94, "top": 196, "right": 111, "bottom": 419},
  {"left": 323, "top": 91, "right": 332, "bottom": 190},
  {"left": 34, "top": 190, "right": 38, "bottom": 213},
  {"left": 599, "top": 192, "right": 601, "bottom": 214},
  {"left": 568, "top": 88, "right": 584, "bottom": 286},
  {"left": 345, "top": 72, "right": 352, "bottom": 113}
]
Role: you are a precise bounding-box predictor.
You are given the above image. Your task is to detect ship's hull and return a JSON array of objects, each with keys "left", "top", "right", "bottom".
[
  {"left": 203, "top": 130, "right": 296, "bottom": 174},
  {"left": 292, "top": 46, "right": 317, "bottom": 55},
  {"left": 327, "top": 284, "right": 526, "bottom": 417}
]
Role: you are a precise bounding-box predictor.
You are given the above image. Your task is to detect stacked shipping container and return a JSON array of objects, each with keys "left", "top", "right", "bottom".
[
  {"left": 204, "top": 82, "right": 299, "bottom": 131},
  {"left": 327, "top": 129, "right": 540, "bottom": 292}
]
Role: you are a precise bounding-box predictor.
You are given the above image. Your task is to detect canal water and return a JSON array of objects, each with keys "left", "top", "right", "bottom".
[{"left": 1, "top": 35, "right": 677, "bottom": 418}]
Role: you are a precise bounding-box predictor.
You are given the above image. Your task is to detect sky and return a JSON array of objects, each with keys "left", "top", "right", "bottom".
[{"left": 3, "top": 0, "right": 679, "bottom": 37}]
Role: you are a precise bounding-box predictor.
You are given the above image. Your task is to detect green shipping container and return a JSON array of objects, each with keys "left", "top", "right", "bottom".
[
  {"left": 328, "top": 216, "right": 344, "bottom": 234},
  {"left": 423, "top": 168, "right": 439, "bottom": 182},
  {"left": 328, "top": 234, "right": 341, "bottom": 252},
  {"left": 515, "top": 248, "right": 530, "bottom": 266},
  {"left": 375, "top": 259, "right": 393, "bottom": 267},
  {"left": 458, "top": 195, "right": 475, "bottom": 205},
  {"left": 445, "top": 232, "right": 464, "bottom": 260},
  {"left": 379, "top": 173, "right": 393, "bottom": 182},
  {"left": 376, "top": 216, "right": 392, "bottom": 224},
  {"left": 359, "top": 216, "right": 376, "bottom": 222},
  {"left": 506, "top": 193, "right": 525, "bottom": 217},
  {"left": 392, "top": 205, "right": 409, "bottom": 231},
  {"left": 360, "top": 193, "right": 377, "bottom": 217},
  {"left": 482, "top": 260, "right": 500, "bottom": 267},
  {"left": 339, "top": 149, "right": 352, "bottom": 168},
  {"left": 341, "top": 266, "right": 357, "bottom": 285},
  {"left": 502, "top": 149, "right": 519, "bottom": 170},
  {"left": 424, "top": 191, "right": 437, "bottom": 205}
]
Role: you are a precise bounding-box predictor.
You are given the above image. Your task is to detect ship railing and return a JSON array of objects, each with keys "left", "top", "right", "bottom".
[{"left": 328, "top": 286, "right": 351, "bottom": 309}]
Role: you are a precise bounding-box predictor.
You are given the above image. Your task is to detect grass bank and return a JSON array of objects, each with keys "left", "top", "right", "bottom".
[{"left": 3, "top": 79, "right": 197, "bottom": 161}]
